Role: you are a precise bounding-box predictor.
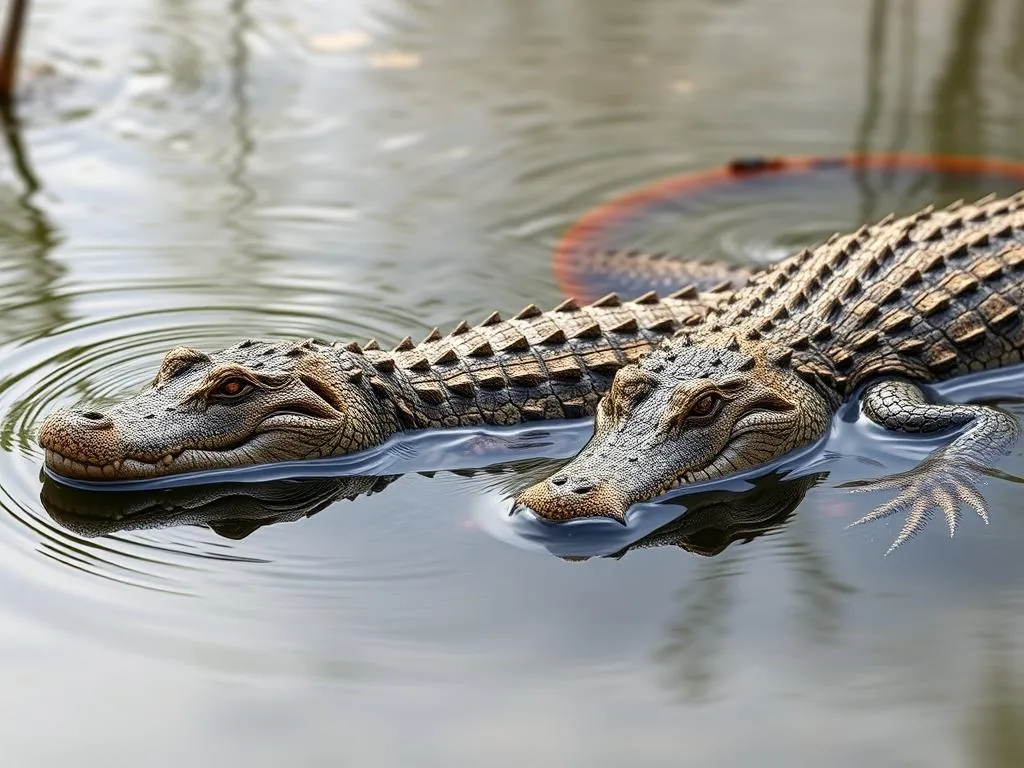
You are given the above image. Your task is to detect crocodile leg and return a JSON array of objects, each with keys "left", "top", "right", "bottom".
[{"left": 843, "top": 379, "right": 1021, "bottom": 553}]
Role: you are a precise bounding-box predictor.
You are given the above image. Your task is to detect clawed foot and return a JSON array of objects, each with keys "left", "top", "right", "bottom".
[{"left": 840, "top": 459, "right": 989, "bottom": 555}]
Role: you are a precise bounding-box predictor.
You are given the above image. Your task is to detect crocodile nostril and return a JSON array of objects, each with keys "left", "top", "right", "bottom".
[
  {"left": 571, "top": 482, "right": 595, "bottom": 495},
  {"left": 551, "top": 476, "right": 567, "bottom": 487},
  {"left": 71, "top": 409, "right": 113, "bottom": 430}
]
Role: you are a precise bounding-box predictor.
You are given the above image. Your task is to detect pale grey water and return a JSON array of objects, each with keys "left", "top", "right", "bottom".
[{"left": 3, "top": 0, "right": 1024, "bottom": 765}]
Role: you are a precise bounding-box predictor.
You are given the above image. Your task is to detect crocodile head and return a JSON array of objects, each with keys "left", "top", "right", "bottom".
[
  {"left": 38, "top": 338, "right": 399, "bottom": 481},
  {"left": 515, "top": 342, "right": 831, "bottom": 523}
]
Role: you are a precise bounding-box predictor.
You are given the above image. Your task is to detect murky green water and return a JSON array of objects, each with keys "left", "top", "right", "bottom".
[{"left": 4, "top": 0, "right": 1024, "bottom": 764}]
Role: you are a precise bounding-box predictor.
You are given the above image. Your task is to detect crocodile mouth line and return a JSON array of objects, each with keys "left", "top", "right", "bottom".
[
  {"left": 42, "top": 422, "right": 318, "bottom": 482},
  {"left": 44, "top": 447, "right": 190, "bottom": 480}
]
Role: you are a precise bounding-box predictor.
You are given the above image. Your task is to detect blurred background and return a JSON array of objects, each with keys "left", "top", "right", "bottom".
[{"left": 0, "top": 0, "right": 1023, "bottom": 765}]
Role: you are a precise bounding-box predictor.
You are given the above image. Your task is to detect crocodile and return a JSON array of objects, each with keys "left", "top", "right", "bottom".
[
  {"left": 517, "top": 192, "right": 1024, "bottom": 551},
  {"left": 38, "top": 250, "right": 754, "bottom": 481}
]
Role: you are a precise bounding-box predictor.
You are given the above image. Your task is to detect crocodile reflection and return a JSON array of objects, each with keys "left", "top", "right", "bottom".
[
  {"left": 598, "top": 471, "right": 823, "bottom": 559},
  {"left": 40, "top": 465, "right": 822, "bottom": 558}
]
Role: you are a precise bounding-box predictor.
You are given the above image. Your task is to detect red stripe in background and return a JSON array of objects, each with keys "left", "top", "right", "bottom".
[{"left": 553, "top": 153, "right": 1024, "bottom": 302}]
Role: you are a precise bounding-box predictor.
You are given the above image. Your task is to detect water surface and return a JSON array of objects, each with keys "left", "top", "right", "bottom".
[{"left": 3, "top": 0, "right": 1024, "bottom": 765}]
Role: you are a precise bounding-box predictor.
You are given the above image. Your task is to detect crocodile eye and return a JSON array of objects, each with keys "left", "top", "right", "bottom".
[
  {"left": 689, "top": 393, "right": 721, "bottom": 419},
  {"left": 215, "top": 378, "right": 252, "bottom": 399}
]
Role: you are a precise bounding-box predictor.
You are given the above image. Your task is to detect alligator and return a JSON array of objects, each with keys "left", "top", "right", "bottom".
[
  {"left": 517, "top": 192, "right": 1024, "bottom": 552},
  {"left": 38, "top": 250, "right": 753, "bottom": 481}
]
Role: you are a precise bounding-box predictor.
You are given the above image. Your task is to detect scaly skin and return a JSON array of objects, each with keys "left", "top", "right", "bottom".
[
  {"left": 518, "top": 193, "right": 1024, "bottom": 552},
  {"left": 38, "top": 249, "right": 753, "bottom": 482}
]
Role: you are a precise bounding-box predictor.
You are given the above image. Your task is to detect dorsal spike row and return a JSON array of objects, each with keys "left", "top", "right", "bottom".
[
  {"left": 514, "top": 304, "right": 542, "bottom": 320},
  {"left": 407, "top": 356, "right": 430, "bottom": 372},
  {"left": 539, "top": 328, "right": 567, "bottom": 345},
  {"left": 572, "top": 322, "right": 602, "bottom": 340},
  {"left": 343, "top": 341, "right": 363, "bottom": 355},
  {"left": 393, "top": 336, "right": 415, "bottom": 352},
  {"left": 788, "top": 333, "right": 810, "bottom": 350},
  {"left": 501, "top": 335, "right": 530, "bottom": 352},
  {"left": 450, "top": 320, "right": 470, "bottom": 336},
  {"left": 468, "top": 341, "right": 494, "bottom": 357},
  {"left": 373, "top": 357, "right": 396, "bottom": 373},
  {"left": 553, "top": 297, "right": 579, "bottom": 312},
  {"left": 610, "top": 318, "right": 638, "bottom": 334},
  {"left": 432, "top": 347, "right": 458, "bottom": 365},
  {"left": 480, "top": 311, "right": 502, "bottom": 327},
  {"left": 645, "top": 318, "right": 676, "bottom": 332},
  {"left": 633, "top": 290, "right": 659, "bottom": 305},
  {"left": 478, "top": 374, "right": 505, "bottom": 389},
  {"left": 591, "top": 292, "right": 621, "bottom": 308},
  {"left": 667, "top": 285, "right": 697, "bottom": 300},
  {"left": 423, "top": 328, "right": 442, "bottom": 343},
  {"left": 363, "top": 338, "right": 381, "bottom": 351},
  {"left": 511, "top": 371, "right": 544, "bottom": 387},
  {"left": 771, "top": 348, "right": 793, "bottom": 367},
  {"left": 412, "top": 384, "right": 445, "bottom": 405},
  {"left": 445, "top": 377, "right": 475, "bottom": 397},
  {"left": 347, "top": 369, "right": 364, "bottom": 383}
]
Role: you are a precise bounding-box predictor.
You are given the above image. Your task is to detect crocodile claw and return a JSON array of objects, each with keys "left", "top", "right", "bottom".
[{"left": 840, "top": 458, "right": 989, "bottom": 555}]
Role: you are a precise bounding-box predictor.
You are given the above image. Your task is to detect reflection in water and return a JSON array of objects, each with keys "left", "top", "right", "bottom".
[
  {"left": 41, "top": 473, "right": 399, "bottom": 540},
  {"left": 0, "top": 93, "right": 64, "bottom": 341},
  {"left": 852, "top": 0, "right": 919, "bottom": 217},
  {"left": 649, "top": 473, "right": 854, "bottom": 701},
  {"left": 0, "top": 0, "right": 29, "bottom": 98},
  {"left": 931, "top": 0, "right": 993, "bottom": 160},
  {"left": 225, "top": 0, "right": 256, "bottom": 241},
  {"left": 40, "top": 463, "right": 823, "bottom": 560},
  {"left": 968, "top": 619, "right": 1024, "bottom": 768},
  {"left": 610, "top": 472, "right": 821, "bottom": 559}
]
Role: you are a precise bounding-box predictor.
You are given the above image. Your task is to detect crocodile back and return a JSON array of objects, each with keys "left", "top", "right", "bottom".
[{"left": 699, "top": 192, "right": 1024, "bottom": 394}]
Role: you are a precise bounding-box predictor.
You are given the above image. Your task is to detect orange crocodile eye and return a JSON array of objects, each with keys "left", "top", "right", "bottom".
[{"left": 218, "top": 378, "right": 248, "bottom": 397}]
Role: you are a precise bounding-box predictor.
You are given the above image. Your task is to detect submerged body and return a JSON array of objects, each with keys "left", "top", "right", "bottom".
[
  {"left": 518, "top": 193, "right": 1024, "bottom": 551},
  {"left": 38, "top": 251, "right": 749, "bottom": 481}
]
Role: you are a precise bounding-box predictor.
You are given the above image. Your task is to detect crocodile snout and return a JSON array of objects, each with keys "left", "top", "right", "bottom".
[
  {"left": 38, "top": 407, "right": 125, "bottom": 478},
  {"left": 515, "top": 473, "right": 629, "bottom": 524}
]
